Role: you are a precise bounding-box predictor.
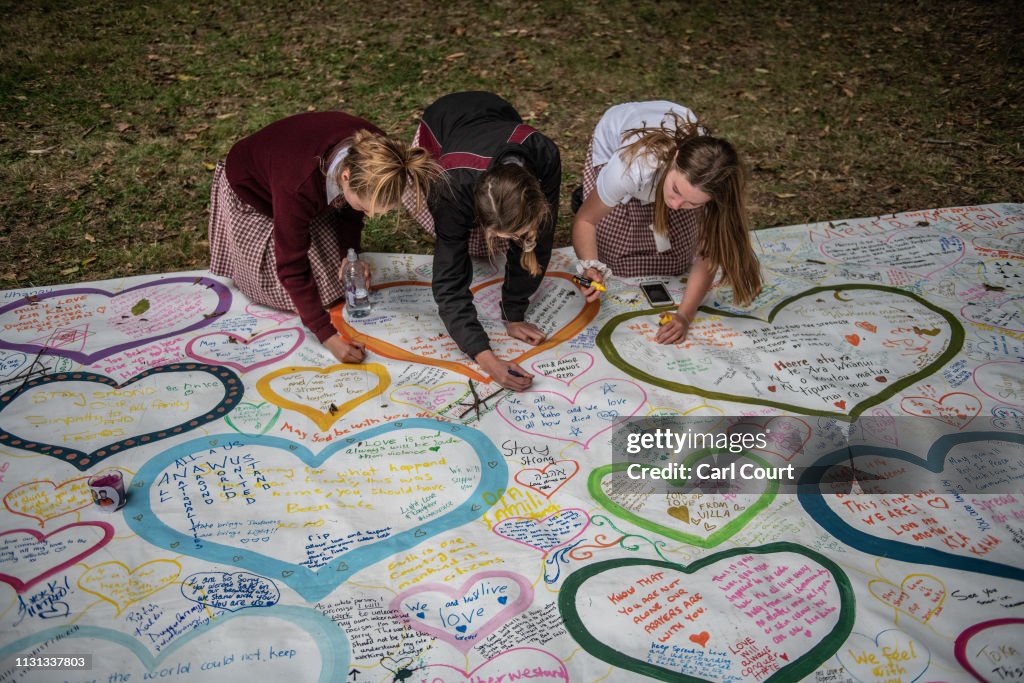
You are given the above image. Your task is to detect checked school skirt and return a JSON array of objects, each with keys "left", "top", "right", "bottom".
[
  {"left": 208, "top": 162, "right": 347, "bottom": 312},
  {"left": 582, "top": 143, "right": 701, "bottom": 278}
]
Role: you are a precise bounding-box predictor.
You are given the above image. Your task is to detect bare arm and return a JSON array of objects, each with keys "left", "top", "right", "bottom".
[
  {"left": 570, "top": 191, "right": 615, "bottom": 301},
  {"left": 654, "top": 255, "right": 715, "bottom": 345}
]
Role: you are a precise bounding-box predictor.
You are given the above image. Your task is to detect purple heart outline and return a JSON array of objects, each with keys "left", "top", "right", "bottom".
[
  {"left": 0, "top": 276, "right": 232, "bottom": 365},
  {"left": 0, "top": 363, "right": 243, "bottom": 471}
]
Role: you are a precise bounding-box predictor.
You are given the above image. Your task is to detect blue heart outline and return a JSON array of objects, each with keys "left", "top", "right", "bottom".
[
  {"left": 0, "top": 605, "right": 347, "bottom": 682},
  {"left": 127, "top": 418, "right": 507, "bottom": 600},
  {"left": 798, "top": 430, "right": 1024, "bottom": 582}
]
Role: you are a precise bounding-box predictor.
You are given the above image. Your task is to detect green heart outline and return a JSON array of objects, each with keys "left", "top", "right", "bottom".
[
  {"left": 558, "top": 542, "right": 855, "bottom": 683},
  {"left": 596, "top": 284, "right": 964, "bottom": 418},
  {"left": 225, "top": 401, "right": 282, "bottom": 435},
  {"left": 589, "top": 449, "right": 777, "bottom": 548}
]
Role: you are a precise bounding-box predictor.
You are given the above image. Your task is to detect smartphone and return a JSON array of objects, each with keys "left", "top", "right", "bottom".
[{"left": 640, "top": 282, "right": 674, "bottom": 306}]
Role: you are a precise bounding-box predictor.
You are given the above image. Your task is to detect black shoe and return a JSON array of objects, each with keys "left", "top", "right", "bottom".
[{"left": 570, "top": 186, "right": 584, "bottom": 214}]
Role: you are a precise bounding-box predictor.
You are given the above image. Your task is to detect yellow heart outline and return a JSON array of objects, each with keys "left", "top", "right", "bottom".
[
  {"left": 78, "top": 559, "right": 182, "bottom": 614},
  {"left": 256, "top": 363, "right": 390, "bottom": 431}
]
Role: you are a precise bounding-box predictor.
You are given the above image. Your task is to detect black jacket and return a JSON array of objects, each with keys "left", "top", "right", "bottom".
[{"left": 420, "top": 91, "right": 560, "bottom": 359}]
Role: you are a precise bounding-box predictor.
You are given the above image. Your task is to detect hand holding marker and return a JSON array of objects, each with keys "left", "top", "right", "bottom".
[{"left": 571, "top": 274, "right": 606, "bottom": 292}]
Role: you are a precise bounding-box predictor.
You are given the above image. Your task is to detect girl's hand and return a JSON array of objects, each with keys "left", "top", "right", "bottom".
[
  {"left": 475, "top": 350, "right": 534, "bottom": 391},
  {"left": 654, "top": 314, "right": 691, "bottom": 345},
  {"left": 323, "top": 334, "right": 366, "bottom": 363},
  {"left": 337, "top": 257, "right": 373, "bottom": 289},
  {"left": 505, "top": 321, "right": 546, "bottom": 346},
  {"left": 580, "top": 267, "right": 605, "bottom": 303}
]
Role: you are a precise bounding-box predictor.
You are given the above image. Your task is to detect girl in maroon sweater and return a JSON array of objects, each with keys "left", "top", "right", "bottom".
[{"left": 209, "top": 111, "right": 439, "bottom": 362}]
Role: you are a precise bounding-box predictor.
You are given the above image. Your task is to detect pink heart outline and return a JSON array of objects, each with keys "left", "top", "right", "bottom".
[
  {"left": 185, "top": 327, "right": 305, "bottom": 373},
  {"left": 513, "top": 460, "right": 580, "bottom": 498},
  {"left": 955, "top": 618, "right": 1024, "bottom": 682},
  {"left": 389, "top": 570, "right": 534, "bottom": 653},
  {"left": 492, "top": 508, "right": 590, "bottom": 553},
  {"left": 417, "top": 647, "right": 568, "bottom": 682},
  {"left": 0, "top": 521, "right": 115, "bottom": 593},
  {"left": 530, "top": 352, "right": 595, "bottom": 385},
  {"left": 495, "top": 379, "right": 647, "bottom": 449}
]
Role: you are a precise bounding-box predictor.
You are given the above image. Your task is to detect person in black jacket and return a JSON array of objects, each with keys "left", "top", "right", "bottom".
[{"left": 404, "top": 92, "right": 560, "bottom": 391}]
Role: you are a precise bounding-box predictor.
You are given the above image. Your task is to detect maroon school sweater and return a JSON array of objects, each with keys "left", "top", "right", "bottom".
[{"left": 225, "top": 112, "right": 384, "bottom": 342}]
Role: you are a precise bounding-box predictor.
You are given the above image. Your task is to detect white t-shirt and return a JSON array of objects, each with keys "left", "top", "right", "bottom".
[{"left": 592, "top": 101, "right": 698, "bottom": 206}]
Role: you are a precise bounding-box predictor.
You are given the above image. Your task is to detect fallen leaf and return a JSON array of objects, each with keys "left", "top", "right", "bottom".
[
  {"left": 84, "top": 233, "right": 95, "bottom": 243},
  {"left": 774, "top": 193, "right": 798, "bottom": 199},
  {"left": 60, "top": 266, "right": 80, "bottom": 276},
  {"left": 445, "top": 52, "right": 466, "bottom": 61},
  {"left": 116, "top": 122, "right": 132, "bottom": 132},
  {"left": 204, "top": 162, "right": 216, "bottom": 171},
  {"left": 131, "top": 299, "right": 150, "bottom": 316},
  {"left": 81, "top": 256, "right": 97, "bottom": 266}
]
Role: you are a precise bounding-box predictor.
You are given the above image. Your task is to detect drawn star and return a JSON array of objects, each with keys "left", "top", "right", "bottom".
[
  {"left": 600, "top": 382, "right": 617, "bottom": 395},
  {"left": 570, "top": 426, "right": 582, "bottom": 437}
]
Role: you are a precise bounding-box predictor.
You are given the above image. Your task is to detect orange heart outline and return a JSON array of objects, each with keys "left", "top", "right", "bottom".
[
  {"left": 255, "top": 363, "right": 390, "bottom": 431},
  {"left": 331, "top": 273, "right": 599, "bottom": 383}
]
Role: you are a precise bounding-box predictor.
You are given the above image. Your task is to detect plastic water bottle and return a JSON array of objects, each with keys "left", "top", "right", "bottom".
[{"left": 343, "top": 248, "right": 371, "bottom": 318}]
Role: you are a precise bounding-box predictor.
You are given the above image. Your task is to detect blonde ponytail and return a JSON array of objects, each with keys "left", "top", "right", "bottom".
[{"left": 335, "top": 130, "right": 442, "bottom": 214}]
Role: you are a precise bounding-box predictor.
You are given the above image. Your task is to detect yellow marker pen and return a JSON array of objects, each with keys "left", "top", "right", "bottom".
[{"left": 571, "top": 275, "right": 607, "bottom": 292}]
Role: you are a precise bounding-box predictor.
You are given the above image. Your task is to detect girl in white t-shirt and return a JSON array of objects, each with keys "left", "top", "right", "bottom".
[{"left": 571, "top": 101, "right": 762, "bottom": 344}]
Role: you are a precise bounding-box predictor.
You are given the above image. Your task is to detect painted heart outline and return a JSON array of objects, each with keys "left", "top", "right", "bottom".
[
  {"left": 0, "top": 276, "right": 232, "bottom": 364},
  {"left": 0, "top": 605, "right": 347, "bottom": 683},
  {"left": 184, "top": 326, "right": 305, "bottom": 372},
  {"left": 798, "top": 430, "right": 1024, "bottom": 582},
  {"left": 557, "top": 543, "right": 855, "bottom": 683},
  {"left": 330, "top": 273, "right": 599, "bottom": 383},
  {"left": 0, "top": 363, "right": 243, "bottom": 471},
  {"left": 0, "top": 521, "right": 115, "bottom": 593},
  {"left": 126, "top": 418, "right": 506, "bottom": 601},
  {"left": 597, "top": 284, "right": 964, "bottom": 418},
  {"left": 588, "top": 450, "right": 778, "bottom": 548}
]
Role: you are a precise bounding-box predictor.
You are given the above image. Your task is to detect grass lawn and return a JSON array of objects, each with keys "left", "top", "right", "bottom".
[{"left": 1, "top": 0, "right": 1021, "bottom": 287}]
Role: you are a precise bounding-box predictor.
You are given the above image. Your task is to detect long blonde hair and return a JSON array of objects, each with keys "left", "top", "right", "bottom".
[
  {"left": 620, "top": 113, "right": 762, "bottom": 306},
  {"left": 474, "top": 164, "right": 549, "bottom": 276},
  {"left": 330, "top": 130, "right": 441, "bottom": 214}
]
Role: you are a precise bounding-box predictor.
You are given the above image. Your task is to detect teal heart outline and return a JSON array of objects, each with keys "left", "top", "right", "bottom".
[
  {"left": 0, "top": 605, "right": 347, "bottom": 682},
  {"left": 127, "top": 418, "right": 506, "bottom": 601},
  {"left": 557, "top": 542, "right": 854, "bottom": 683},
  {"left": 799, "top": 430, "right": 1024, "bottom": 582}
]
